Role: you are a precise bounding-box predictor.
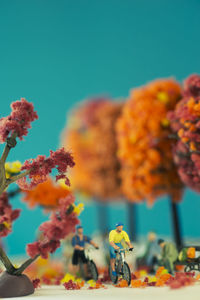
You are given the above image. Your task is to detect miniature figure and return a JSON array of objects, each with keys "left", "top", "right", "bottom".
[
  {"left": 136, "top": 231, "right": 160, "bottom": 273},
  {"left": 109, "top": 222, "right": 133, "bottom": 277},
  {"left": 71, "top": 225, "right": 99, "bottom": 279},
  {"left": 158, "top": 239, "right": 178, "bottom": 274}
]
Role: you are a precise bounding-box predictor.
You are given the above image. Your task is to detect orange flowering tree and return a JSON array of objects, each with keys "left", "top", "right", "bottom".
[
  {"left": 116, "top": 79, "right": 183, "bottom": 247},
  {"left": 62, "top": 98, "right": 123, "bottom": 234},
  {"left": 22, "top": 177, "right": 71, "bottom": 209}
]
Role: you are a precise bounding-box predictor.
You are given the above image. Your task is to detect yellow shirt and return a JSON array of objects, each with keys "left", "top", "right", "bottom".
[{"left": 109, "top": 230, "right": 130, "bottom": 244}]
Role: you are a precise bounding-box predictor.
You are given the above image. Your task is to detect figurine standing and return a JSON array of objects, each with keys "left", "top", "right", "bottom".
[
  {"left": 71, "top": 225, "right": 99, "bottom": 276},
  {"left": 158, "top": 239, "right": 178, "bottom": 274},
  {"left": 136, "top": 231, "right": 160, "bottom": 272}
]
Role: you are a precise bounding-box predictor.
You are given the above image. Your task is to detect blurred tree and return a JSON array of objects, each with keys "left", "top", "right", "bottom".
[
  {"left": 22, "top": 176, "right": 71, "bottom": 209},
  {"left": 169, "top": 75, "right": 200, "bottom": 204},
  {"left": 62, "top": 98, "right": 123, "bottom": 236},
  {"left": 116, "top": 79, "right": 184, "bottom": 248}
]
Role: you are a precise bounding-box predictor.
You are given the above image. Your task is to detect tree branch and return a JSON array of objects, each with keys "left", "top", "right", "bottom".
[
  {"left": 6, "top": 169, "right": 31, "bottom": 185},
  {"left": 13, "top": 254, "right": 40, "bottom": 275},
  {"left": 0, "top": 247, "right": 16, "bottom": 274},
  {"left": 0, "top": 133, "right": 17, "bottom": 164}
]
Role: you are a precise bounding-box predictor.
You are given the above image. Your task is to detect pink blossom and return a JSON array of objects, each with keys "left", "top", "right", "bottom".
[
  {"left": 0, "top": 192, "right": 21, "bottom": 237},
  {"left": 168, "top": 74, "right": 200, "bottom": 191},
  {"left": 32, "top": 278, "right": 41, "bottom": 289},
  {"left": 26, "top": 241, "right": 40, "bottom": 258},
  {"left": 0, "top": 98, "right": 38, "bottom": 143},
  {"left": 184, "top": 74, "right": 200, "bottom": 97},
  {"left": 17, "top": 148, "right": 75, "bottom": 190},
  {"left": 26, "top": 195, "right": 79, "bottom": 259}
]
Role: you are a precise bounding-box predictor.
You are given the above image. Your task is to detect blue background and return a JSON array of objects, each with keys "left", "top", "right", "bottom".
[{"left": 0, "top": 0, "right": 200, "bottom": 255}]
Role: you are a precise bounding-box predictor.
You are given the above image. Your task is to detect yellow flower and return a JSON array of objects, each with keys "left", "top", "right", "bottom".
[
  {"left": 157, "top": 92, "right": 169, "bottom": 104},
  {"left": 161, "top": 118, "right": 169, "bottom": 127},
  {"left": 57, "top": 179, "right": 72, "bottom": 191},
  {"left": 5, "top": 161, "right": 22, "bottom": 178},
  {"left": 87, "top": 279, "right": 96, "bottom": 287},
  {"left": 37, "top": 256, "right": 49, "bottom": 267},
  {"left": 11, "top": 161, "right": 22, "bottom": 172},
  {"left": 73, "top": 203, "right": 84, "bottom": 215},
  {"left": 139, "top": 270, "right": 147, "bottom": 277},
  {"left": 148, "top": 276, "right": 157, "bottom": 282},
  {"left": 2, "top": 221, "right": 10, "bottom": 229},
  {"left": 61, "top": 273, "right": 75, "bottom": 283}
]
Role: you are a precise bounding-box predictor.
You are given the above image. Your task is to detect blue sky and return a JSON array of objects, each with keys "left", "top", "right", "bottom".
[{"left": 0, "top": 0, "right": 200, "bottom": 254}]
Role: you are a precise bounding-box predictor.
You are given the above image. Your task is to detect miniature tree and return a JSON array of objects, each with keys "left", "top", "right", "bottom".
[
  {"left": 62, "top": 98, "right": 123, "bottom": 235},
  {"left": 116, "top": 79, "right": 183, "bottom": 248},
  {"left": 168, "top": 74, "right": 200, "bottom": 196},
  {"left": 22, "top": 176, "right": 71, "bottom": 209},
  {"left": 0, "top": 98, "right": 79, "bottom": 297}
]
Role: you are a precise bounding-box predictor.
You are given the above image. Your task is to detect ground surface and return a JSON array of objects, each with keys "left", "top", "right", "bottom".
[{"left": 6, "top": 283, "right": 200, "bottom": 300}]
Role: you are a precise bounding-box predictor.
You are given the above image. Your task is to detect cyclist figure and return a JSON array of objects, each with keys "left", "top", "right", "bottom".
[
  {"left": 109, "top": 222, "right": 133, "bottom": 276},
  {"left": 71, "top": 225, "right": 99, "bottom": 276}
]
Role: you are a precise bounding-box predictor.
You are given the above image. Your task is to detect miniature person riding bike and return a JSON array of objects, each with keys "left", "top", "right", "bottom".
[
  {"left": 71, "top": 225, "right": 99, "bottom": 276},
  {"left": 109, "top": 222, "right": 133, "bottom": 277}
]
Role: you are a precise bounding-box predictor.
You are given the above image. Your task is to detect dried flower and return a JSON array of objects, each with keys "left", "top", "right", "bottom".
[
  {"left": 0, "top": 192, "right": 20, "bottom": 237},
  {"left": 17, "top": 148, "right": 75, "bottom": 190},
  {"left": 26, "top": 195, "right": 79, "bottom": 259},
  {"left": 168, "top": 74, "right": 200, "bottom": 192},
  {"left": 0, "top": 98, "right": 38, "bottom": 142}
]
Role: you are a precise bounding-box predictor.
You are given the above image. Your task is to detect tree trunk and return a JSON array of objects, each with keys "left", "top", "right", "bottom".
[
  {"left": 169, "top": 196, "right": 183, "bottom": 250},
  {"left": 126, "top": 202, "right": 137, "bottom": 242},
  {"left": 96, "top": 200, "right": 108, "bottom": 236}
]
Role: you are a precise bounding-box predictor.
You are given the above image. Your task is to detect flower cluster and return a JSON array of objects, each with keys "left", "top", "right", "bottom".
[
  {"left": 62, "top": 98, "right": 123, "bottom": 200},
  {"left": 116, "top": 79, "right": 183, "bottom": 204},
  {"left": 130, "top": 267, "right": 196, "bottom": 289},
  {"left": 0, "top": 98, "right": 38, "bottom": 142},
  {"left": 0, "top": 192, "right": 20, "bottom": 237},
  {"left": 62, "top": 274, "right": 105, "bottom": 290},
  {"left": 22, "top": 177, "right": 71, "bottom": 208},
  {"left": 32, "top": 278, "right": 41, "bottom": 289},
  {"left": 26, "top": 194, "right": 79, "bottom": 259},
  {"left": 166, "top": 272, "right": 196, "bottom": 289},
  {"left": 168, "top": 74, "right": 200, "bottom": 192},
  {"left": 17, "top": 148, "right": 75, "bottom": 190}
]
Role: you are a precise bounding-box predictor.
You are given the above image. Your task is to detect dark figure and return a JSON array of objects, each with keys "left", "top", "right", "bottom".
[
  {"left": 71, "top": 225, "right": 98, "bottom": 276},
  {"left": 158, "top": 239, "right": 178, "bottom": 274}
]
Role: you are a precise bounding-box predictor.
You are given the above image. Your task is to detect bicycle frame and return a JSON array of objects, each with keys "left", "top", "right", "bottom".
[
  {"left": 84, "top": 246, "right": 94, "bottom": 261},
  {"left": 115, "top": 249, "right": 127, "bottom": 273}
]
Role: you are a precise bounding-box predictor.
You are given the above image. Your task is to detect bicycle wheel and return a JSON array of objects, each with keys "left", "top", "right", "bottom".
[
  {"left": 88, "top": 260, "right": 98, "bottom": 281},
  {"left": 122, "top": 262, "right": 131, "bottom": 286},
  {"left": 184, "top": 263, "right": 193, "bottom": 272},
  {"left": 109, "top": 264, "right": 118, "bottom": 284},
  {"left": 79, "top": 261, "right": 86, "bottom": 279}
]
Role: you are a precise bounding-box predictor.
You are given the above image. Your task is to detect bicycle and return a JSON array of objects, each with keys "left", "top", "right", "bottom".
[
  {"left": 109, "top": 248, "right": 133, "bottom": 285},
  {"left": 79, "top": 246, "right": 99, "bottom": 281}
]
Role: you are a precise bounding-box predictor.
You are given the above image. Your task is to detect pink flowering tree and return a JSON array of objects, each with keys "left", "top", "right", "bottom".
[
  {"left": 168, "top": 74, "right": 200, "bottom": 193},
  {"left": 0, "top": 98, "right": 78, "bottom": 275}
]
